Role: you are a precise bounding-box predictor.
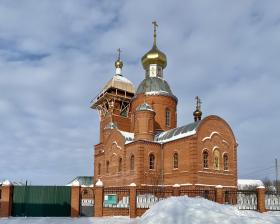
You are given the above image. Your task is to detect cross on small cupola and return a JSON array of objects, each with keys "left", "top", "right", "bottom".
[{"left": 193, "top": 96, "right": 202, "bottom": 122}]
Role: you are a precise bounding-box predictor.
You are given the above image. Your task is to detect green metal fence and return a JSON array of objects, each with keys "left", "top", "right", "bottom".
[{"left": 12, "top": 186, "right": 71, "bottom": 217}]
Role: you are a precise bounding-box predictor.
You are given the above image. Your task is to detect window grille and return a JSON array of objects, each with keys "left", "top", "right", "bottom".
[
  {"left": 149, "top": 154, "right": 155, "bottom": 169},
  {"left": 203, "top": 151, "right": 208, "bottom": 168},
  {"left": 165, "top": 109, "right": 170, "bottom": 127},
  {"left": 224, "top": 154, "right": 229, "bottom": 170},
  {"left": 173, "top": 152, "right": 178, "bottom": 169},
  {"left": 130, "top": 155, "right": 135, "bottom": 171}
]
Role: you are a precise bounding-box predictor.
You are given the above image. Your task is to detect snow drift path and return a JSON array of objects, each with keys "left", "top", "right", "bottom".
[{"left": 139, "top": 196, "right": 280, "bottom": 224}]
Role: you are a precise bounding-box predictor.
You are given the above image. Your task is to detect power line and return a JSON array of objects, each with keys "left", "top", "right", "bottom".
[{"left": 240, "top": 166, "right": 274, "bottom": 177}]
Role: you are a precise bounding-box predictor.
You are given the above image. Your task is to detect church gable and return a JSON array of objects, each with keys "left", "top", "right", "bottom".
[{"left": 196, "top": 115, "right": 237, "bottom": 173}]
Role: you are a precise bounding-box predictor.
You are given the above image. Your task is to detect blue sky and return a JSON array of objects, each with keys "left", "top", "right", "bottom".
[{"left": 0, "top": 0, "right": 279, "bottom": 185}]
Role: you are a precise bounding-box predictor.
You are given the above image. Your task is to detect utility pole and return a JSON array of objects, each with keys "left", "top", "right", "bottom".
[{"left": 276, "top": 158, "right": 279, "bottom": 192}]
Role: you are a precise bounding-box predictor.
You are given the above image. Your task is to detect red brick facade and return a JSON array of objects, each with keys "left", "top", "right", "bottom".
[
  {"left": 92, "top": 82, "right": 237, "bottom": 189},
  {"left": 92, "top": 39, "right": 238, "bottom": 190}
]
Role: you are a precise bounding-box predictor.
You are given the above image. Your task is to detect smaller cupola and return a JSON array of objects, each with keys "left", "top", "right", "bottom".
[{"left": 193, "top": 96, "right": 202, "bottom": 122}]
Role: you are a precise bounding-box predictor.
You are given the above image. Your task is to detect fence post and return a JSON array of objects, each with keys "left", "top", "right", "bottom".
[
  {"left": 172, "top": 184, "right": 180, "bottom": 197},
  {"left": 94, "top": 179, "right": 104, "bottom": 217},
  {"left": 70, "top": 181, "right": 81, "bottom": 217},
  {"left": 215, "top": 185, "right": 224, "bottom": 204},
  {"left": 0, "top": 180, "right": 13, "bottom": 217},
  {"left": 129, "top": 183, "right": 137, "bottom": 218},
  {"left": 256, "top": 186, "right": 266, "bottom": 213}
]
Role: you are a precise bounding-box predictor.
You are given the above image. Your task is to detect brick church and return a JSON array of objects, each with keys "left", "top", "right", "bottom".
[{"left": 91, "top": 23, "right": 237, "bottom": 189}]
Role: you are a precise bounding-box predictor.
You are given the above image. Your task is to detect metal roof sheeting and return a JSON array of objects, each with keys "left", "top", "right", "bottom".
[{"left": 155, "top": 121, "right": 200, "bottom": 143}]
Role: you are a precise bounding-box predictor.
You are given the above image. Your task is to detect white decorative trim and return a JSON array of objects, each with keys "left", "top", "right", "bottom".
[
  {"left": 112, "top": 141, "right": 122, "bottom": 150},
  {"left": 202, "top": 131, "right": 220, "bottom": 142},
  {"left": 212, "top": 146, "right": 220, "bottom": 152},
  {"left": 222, "top": 140, "right": 229, "bottom": 146},
  {"left": 195, "top": 183, "right": 236, "bottom": 188}
]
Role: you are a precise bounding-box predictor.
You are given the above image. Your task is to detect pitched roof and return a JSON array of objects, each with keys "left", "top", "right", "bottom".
[
  {"left": 155, "top": 121, "right": 200, "bottom": 143},
  {"left": 67, "top": 176, "right": 93, "bottom": 187},
  {"left": 103, "top": 74, "right": 135, "bottom": 94}
]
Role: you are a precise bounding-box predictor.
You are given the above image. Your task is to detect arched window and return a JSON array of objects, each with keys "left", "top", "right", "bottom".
[
  {"left": 98, "top": 163, "right": 101, "bottom": 175},
  {"left": 165, "top": 109, "right": 170, "bottom": 127},
  {"left": 213, "top": 149, "right": 220, "bottom": 170},
  {"left": 203, "top": 151, "right": 208, "bottom": 168},
  {"left": 118, "top": 158, "right": 122, "bottom": 172},
  {"left": 106, "top": 160, "right": 109, "bottom": 173},
  {"left": 149, "top": 154, "right": 155, "bottom": 169},
  {"left": 130, "top": 155, "right": 135, "bottom": 171},
  {"left": 173, "top": 152, "right": 178, "bottom": 169},
  {"left": 224, "top": 154, "right": 229, "bottom": 170}
]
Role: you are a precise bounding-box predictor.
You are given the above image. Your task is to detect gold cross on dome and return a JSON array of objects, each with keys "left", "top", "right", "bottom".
[
  {"left": 117, "top": 48, "right": 121, "bottom": 60},
  {"left": 195, "top": 96, "right": 202, "bottom": 110},
  {"left": 152, "top": 21, "right": 158, "bottom": 45}
]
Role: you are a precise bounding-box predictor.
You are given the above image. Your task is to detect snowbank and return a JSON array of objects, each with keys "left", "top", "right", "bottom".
[{"left": 139, "top": 196, "right": 280, "bottom": 224}]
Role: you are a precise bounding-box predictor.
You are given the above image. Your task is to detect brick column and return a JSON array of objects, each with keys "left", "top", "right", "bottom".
[
  {"left": 256, "top": 186, "right": 266, "bottom": 213},
  {"left": 0, "top": 181, "right": 13, "bottom": 217},
  {"left": 71, "top": 185, "right": 81, "bottom": 217},
  {"left": 172, "top": 184, "right": 180, "bottom": 197},
  {"left": 215, "top": 185, "right": 224, "bottom": 204},
  {"left": 129, "top": 183, "right": 137, "bottom": 218},
  {"left": 94, "top": 180, "right": 104, "bottom": 217}
]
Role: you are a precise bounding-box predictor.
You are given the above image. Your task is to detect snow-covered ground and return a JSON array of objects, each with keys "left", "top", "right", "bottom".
[
  {"left": 1, "top": 196, "right": 280, "bottom": 224},
  {"left": 0, "top": 217, "right": 138, "bottom": 224}
]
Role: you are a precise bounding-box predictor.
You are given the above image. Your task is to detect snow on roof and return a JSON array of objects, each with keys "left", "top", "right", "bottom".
[
  {"left": 238, "top": 179, "right": 264, "bottom": 190},
  {"left": 145, "top": 90, "right": 170, "bottom": 95},
  {"left": 103, "top": 74, "right": 135, "bottom": 93},
  {"left": 136, "top": 102, "right": 154, "bottom": 112},
  {"left": 120, "top": 131, "right": 134, "bottom": 144},
  {"left": 155, "top": 121, "right": 200, "bottom": 143},
  {"left": 66, "top": 176, "right": 93, "bottom": 187}
]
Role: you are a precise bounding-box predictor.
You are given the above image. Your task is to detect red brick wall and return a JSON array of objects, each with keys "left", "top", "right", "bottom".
[
  {"left": 0, "top": 186, "right": 13, "bottom": 217},
  {"left": 196, "top": 116, "right": 237, "bottom": 187},
  {"left": 103, "top": 208, "right": 129, "bottom": 216},
  {"left": 131, "top": 94, "right": 177, "bottom": 132}
]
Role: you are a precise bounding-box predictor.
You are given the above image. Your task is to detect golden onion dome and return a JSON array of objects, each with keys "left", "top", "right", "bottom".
[
  {"left": 141, "top": 45, "right": 167, "bottom": 70},
  {"left": 141, "top": 21, "right": 167, "bottom": 70},
  {"left": 115, "top": 59, "right": 123, "bottom": 69},
  {"left": 193, "top": 109, "right": 202, "bottom": 117}
]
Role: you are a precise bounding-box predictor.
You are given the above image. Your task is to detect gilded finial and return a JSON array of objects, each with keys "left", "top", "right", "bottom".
[
  {"left": 152, "top": 21, "right": 158, "bottom": 46},
  {"left": 193, "top": 96, "right": 202, "bottom": 122},
  {"left": 115, "top": 48, "right": 123, "bottom": 73}
]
